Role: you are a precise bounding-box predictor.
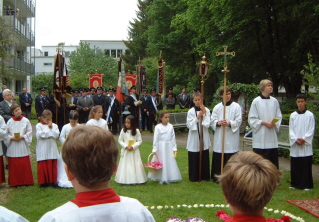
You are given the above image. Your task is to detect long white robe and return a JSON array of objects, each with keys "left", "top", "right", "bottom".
[
  {"left": 86, "top": 118, "right": 108, "bottom": 130},
  {"left": 38, "top": 196, "right": 155, "bottom": 222},
  {"left": 36, "top": 123, "right": 60, "bottom": 161},
  {"left": 186, "top": 107, "right": 211, "bottom": 152},
  {"left": 248, "top": 96, "right": 282, "bottom": 149},
  {"left": 211, "top": 102, "right": 242, "bottom": 153},
  {"left": 115, "top": 129, "right": 147, "bottom": 184},
  {"left": 148, "top": 123, "right": 182, "bottom": 183},
  {"left": 0, "top": 206, "right": 29, "bottom": 222},
  {"left": 289, "top": 110, "right": 315, "bottom": 157},
  {"left": 0, "top": 115, "right": 6, "bottom": 156},
  {"left": 5, "top": 117, "right": 32, "bottom": 157},
  {"left": 57, "top": 123, "right": 79, "bottom": 188}
]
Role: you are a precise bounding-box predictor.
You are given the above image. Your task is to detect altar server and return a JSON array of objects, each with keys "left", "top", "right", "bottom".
[
  {"left": 0, "top": 206, "right": 29, "bottom": 222},
  {"left": 0, "top": 115, "right": 6, "bottom": 185},
  {"left": 289, "top": 94, "right": 315, "bottom": 191},
  {"left": 211, "top": 87, "right": 242, "bottom": 182},
  {"left": 186, "top": 93, "right": 211, "bottom": 182},
  {"left": 5, "top": 104, "right": 34, "bottom": 187},
  {"left": 39, "top": 125, "right": 155, "bottom": 222},
  {"left": 36, "top": 110, "right": 60, "bottom": 187},
  {"left": 248, "top": 79, "right": 282, "bottom": 168}
]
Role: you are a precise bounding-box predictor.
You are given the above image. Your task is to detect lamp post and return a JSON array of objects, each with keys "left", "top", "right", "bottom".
[{"left": 197, "top": 54, "right": 210, "bottom": 181}]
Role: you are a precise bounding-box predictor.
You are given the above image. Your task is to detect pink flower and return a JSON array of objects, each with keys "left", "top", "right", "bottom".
[
  {"left": 216, "top": 210, "right": 232, "bottom": 220},
  {"left": 281, "top": 216, "right": 291, "bottom": 222}
]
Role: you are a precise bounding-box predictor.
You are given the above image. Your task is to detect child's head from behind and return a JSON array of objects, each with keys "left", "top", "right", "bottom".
[
  {"left": 41, "top": 110, "right": 52, "bottom": 123},
  {"left": 10, "top": 104, "right": 22, "bottom": 118},
  {"left": 217, "top": 151, "right": 281, "bottom": 214},
  {"left": 158, "top": 110, "right": 170, "bottom": 125},
  {"left": 69, "top": 111, "right": 79, "bottom": 127},
  {"left": 62, "top": 125, "right": 118, "bottom": 188},
  {"left": 89, "top": 105, "right": 103, "bottom": 120}
]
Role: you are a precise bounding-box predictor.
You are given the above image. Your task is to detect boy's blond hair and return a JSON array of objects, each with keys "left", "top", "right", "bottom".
[
  {"left": 193, "top": 92, "right": 201, "bottom": 99},
  {"left": 259, "top": 79, "right": 273, "bottom": 91},
  {"left": 217, "top": 151, "right": 281, "bottom": 214},
  {"left": 89, "top": 105, "right": 103, "bottom": 119},
  {"left": 42, "top": 110, "right": 52, "bottom": 118},
  {"left": 62, "top": 125, "right": 118, "bottom": 188}
]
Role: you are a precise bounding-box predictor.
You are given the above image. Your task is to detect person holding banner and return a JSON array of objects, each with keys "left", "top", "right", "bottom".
[
  {"left": 210, "top": 87, "right": 242, "bottom": 182},
  {"left": 125, "top": 86, "right": 141, "bottom": 128},
  {"left": 147, "top": 89, "right": 162, "bottom": 133},
  {"left": 248, "top": 79, "right": 282, "bottom": 168},
  {"left": 104, "top": 88, "right": 120, "bottom": 134}
]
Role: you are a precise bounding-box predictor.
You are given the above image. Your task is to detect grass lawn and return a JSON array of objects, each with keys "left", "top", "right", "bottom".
[{"left": 1, "top": 138, "right": 318, "bottom": 222}]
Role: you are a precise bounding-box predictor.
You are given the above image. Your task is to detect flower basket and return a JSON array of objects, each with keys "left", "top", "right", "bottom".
[{"left": 144, "top": 153, "right": 163, "bottom": 173}]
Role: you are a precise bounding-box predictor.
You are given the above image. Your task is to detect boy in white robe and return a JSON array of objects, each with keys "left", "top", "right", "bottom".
[
  {"left": 248, "top": 79, "right": 282, "bottom": 168},
  {"left": 186, "top": 93, "right": 211, "bottom": 182},
  {"left": 39, "top": 125, "right": 155, "bottom": 222},
  {"left": 289, "top": 93, "right": 315, "bottom": 190},
  {"left": 0, "top": 206, "right": 29, "bottom": 222},
  {"left": 211, "top": 87, "right": 242, "bottom": 182}
]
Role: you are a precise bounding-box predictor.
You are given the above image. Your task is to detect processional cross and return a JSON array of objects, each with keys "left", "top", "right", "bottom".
[{"left": 216, "top": 46, "right": 235, "bottom": 173}]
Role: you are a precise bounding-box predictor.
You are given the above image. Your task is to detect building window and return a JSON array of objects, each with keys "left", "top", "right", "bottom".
[
  {"left": 44, "top": 63, "right": 52, "bottom": 66},
  {"left": 44, "top": 51, "right": 49, "bottom": 56},
  {"left": 111, "top": 50, "right": 116, "bottom": 58},
  {"left": 117, "top": 50, "right": 122, "bottom": 58},
  {"left": 104, "top": 50, "right": 110, "bottom": 56}
]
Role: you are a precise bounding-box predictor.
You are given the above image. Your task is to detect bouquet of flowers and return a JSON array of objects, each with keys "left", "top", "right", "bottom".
[{"left": 145, "top": 153, "right": 163, "bottom": 173}]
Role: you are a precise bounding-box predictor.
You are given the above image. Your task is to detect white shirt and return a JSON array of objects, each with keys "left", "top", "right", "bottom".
[
  {"left": 248, "top": 96, "right": 282, "bottom": 149},
  {"left": 289, "top": 110, "right": 315, "bottom": 157},
  {"left": 0, "top": 206, "right": 29, "bottom": 222},
  {"left": 5, "top": 117, "right": 32, "bottom": 157},
  {"left": 38, "top": 196, "right": 155, "bottom": 222},
  {"left": 36, "top": 122, "right": 60, "bottom": 161},
  {"left": 186, "top": 107, "right": 211, "bottom": 152},
  {"left": 211, "top": 102, "right": 242, "bottom": 153},
  {"left": 152, "top": 123, "right": 177, "bottom": 152},
  {"left": 59, "top": 123, "right": 79, "bottom": 144},
  {"left": 86, "top": 118, "right": 108, "bottom": 130}
]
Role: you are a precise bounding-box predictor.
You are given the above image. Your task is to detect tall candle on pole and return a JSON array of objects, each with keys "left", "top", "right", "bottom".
[
  {"left": 197, "top": 55, "right": 210, "bottom": 181},
  {"left": 216, "top": 46, "right": 235, "bottom": 173}
]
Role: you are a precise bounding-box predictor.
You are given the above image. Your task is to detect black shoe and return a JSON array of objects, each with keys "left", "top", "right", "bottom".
[{"left": 40, "top": 183, "right": 50, "bottom": 188}]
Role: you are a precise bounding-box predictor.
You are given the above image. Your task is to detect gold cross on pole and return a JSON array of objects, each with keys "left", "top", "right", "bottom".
[{"left": 216, "top": 46, "right": 235, "bottom": 70}]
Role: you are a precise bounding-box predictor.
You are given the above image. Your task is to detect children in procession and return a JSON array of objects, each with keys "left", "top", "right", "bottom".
[
  {"left": 57, "top": 111, "right": 79, "bottom": 188},
  {"left": 4, "top": 104, "right": 33, "bottom": 187},
  {"left": 115, "top": 115, "right": 147, "bottom": 184},
  {"left": 36, "top": 110, "right": 60, "bottom": 187},
  {"left": 289, "top": 94, "right": 315, "bottom": 191},
  {"left": 86, "top": 105, "right": 109, "bottom": 130},
  {"left": 148, "top": 111, "right": 182, "bottom": 184}
]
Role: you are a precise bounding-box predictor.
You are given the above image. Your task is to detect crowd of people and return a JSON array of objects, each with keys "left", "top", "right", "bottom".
[{"left": 0, "top": 78, "right": 316, "bottom": 221}]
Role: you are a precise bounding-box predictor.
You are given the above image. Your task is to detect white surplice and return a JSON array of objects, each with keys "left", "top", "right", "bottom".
[
  {"left": 0, "top": 206, "right": 29, "bottom": 222},
  {"left": 57, "top": 123, "right": 79, "bottom": 188},
  {"left": 115, "top": 129, "right": 147, "bottom": 184},
  {"left": 0, "top": 116, "right": 6, "bottom": 156},
  {"left": 38, "top": 196, "right": 155, "bottom": 222},
  {"left": 148, "top": 123, "right": 182, "bottom": 183},
  {"left": 5, "top": 117, "right": 32, "bottom": 157},
  {"left": 248, "top": 96, "right": 282, "bottom": 149},
  {"left": 186, "top": 107, "right": 211, "bottom": 152},
  {"left": 36, "top": 123, "right": 60, "bottom": 161},
  {"left": 211, "top": 102, "right": 242, "bottom": 153},
  {"left": 289, "top": 110, "right": 315, "bottom": 157},
  {"left": 86, "top": 118, "right": 109, "bottom": 130}
]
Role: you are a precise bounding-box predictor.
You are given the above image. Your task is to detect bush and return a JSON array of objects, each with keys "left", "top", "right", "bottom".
[{"left": 280, "top": 98, "right": 296, "bottom": 114}]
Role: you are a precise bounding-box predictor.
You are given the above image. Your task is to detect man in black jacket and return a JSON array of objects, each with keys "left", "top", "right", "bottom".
[
  {"left": 19, "top": 87, "right": 33, "bottom": 119},
  {"left": 104, "top": 88, "right": 120, "bottom": 134},
  {"left": 140, "top": 89, "right": 150, "bottom": 131}
]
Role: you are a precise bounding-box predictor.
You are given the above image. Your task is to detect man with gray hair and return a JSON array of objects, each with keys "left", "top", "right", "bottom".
[{"left": 0, "top": 89, "right": 18, "bottom": 122}]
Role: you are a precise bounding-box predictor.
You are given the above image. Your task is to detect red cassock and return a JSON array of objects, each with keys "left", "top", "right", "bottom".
[
  {"left": 0, "top": 156, "right": 5, "bottom": 184},
  {"left": 8, "top": 156, "right": 34, "bottom": 186},
  {"left": 37, "top": 159, "right": 58, "bottom": 184}
]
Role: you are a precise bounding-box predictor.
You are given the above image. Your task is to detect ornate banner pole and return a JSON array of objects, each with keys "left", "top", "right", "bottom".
[
  {"left": 216, "top": 46, "right": 235, "bottom": 173},
  {"left": 197, "top": 54, "right": 210, "bottom": 181}
]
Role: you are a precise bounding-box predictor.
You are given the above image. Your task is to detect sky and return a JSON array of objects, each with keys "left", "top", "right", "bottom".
[{"left": 35, "top": 0, "right": 138, "bottom": 48}]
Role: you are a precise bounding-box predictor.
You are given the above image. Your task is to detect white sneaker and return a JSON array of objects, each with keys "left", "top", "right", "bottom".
[
  {"left": 289, "top": 187, "right": 296, "bottom": 189},
  {"left": 304, "top": 189, "right": 310, "bottom": 191}
]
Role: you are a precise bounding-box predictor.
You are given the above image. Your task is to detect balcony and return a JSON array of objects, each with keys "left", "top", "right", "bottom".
[{"left": 6, "top": 57, "right": 35, "bottom": 75}]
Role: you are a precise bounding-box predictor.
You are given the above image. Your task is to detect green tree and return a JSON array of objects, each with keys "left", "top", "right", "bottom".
[
  {"left": 68, "top": 42, "right": 118, "bottom": 89},
  {"left": 31, "top": 73, "right": 54, "bottom": 94},
  {"left": 0, "top": 17, "right": 17, "bottom": 85}
]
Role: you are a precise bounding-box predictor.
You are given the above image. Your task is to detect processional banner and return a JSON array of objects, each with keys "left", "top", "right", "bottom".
[{"left": 89, "top": 74, "right": 103, "bottom": 88}]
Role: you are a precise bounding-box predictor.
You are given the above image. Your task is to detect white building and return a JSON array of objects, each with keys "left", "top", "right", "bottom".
[{"left": 34, "top": 40, "right": 127, "bottom": 75}]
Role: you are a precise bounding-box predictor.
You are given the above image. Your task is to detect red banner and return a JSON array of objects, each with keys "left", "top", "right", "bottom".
[
  {"left": 125, "top": 74, "right": 137, "bottom": 90},
  {"left": 89, "top": 74, "right": 103, "bottom": 88}
]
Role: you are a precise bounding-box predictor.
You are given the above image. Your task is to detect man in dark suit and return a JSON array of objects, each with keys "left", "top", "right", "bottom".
[
  {"left": 148, "top": 89, "right": 162, "bottom": 133},
  {"left": 19, "top": 87, "right": 32, "bottom": 119},
  {"left": 178, "top": 87, "right": 191, "bottom": 109},
  {"left": 0, "top": 89, "right": 18, "bottom": 122},
  {"left": 93, "top": 86, "right": 106, "bottom": 118},
  {"left": 140, "top": 89, "right": 150, "bottom": 131},
  {"left": 125, "top": 86, "right": 141, "bottom": 127},
  {"left": 77, "top": 88, "right": 94, "bottom": 123},
  {"left": 35, "top": 87, "right": 54, "bottom": 121},
  {"left": 104, "top": 88, "right": 120, "bottom": 134}
]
